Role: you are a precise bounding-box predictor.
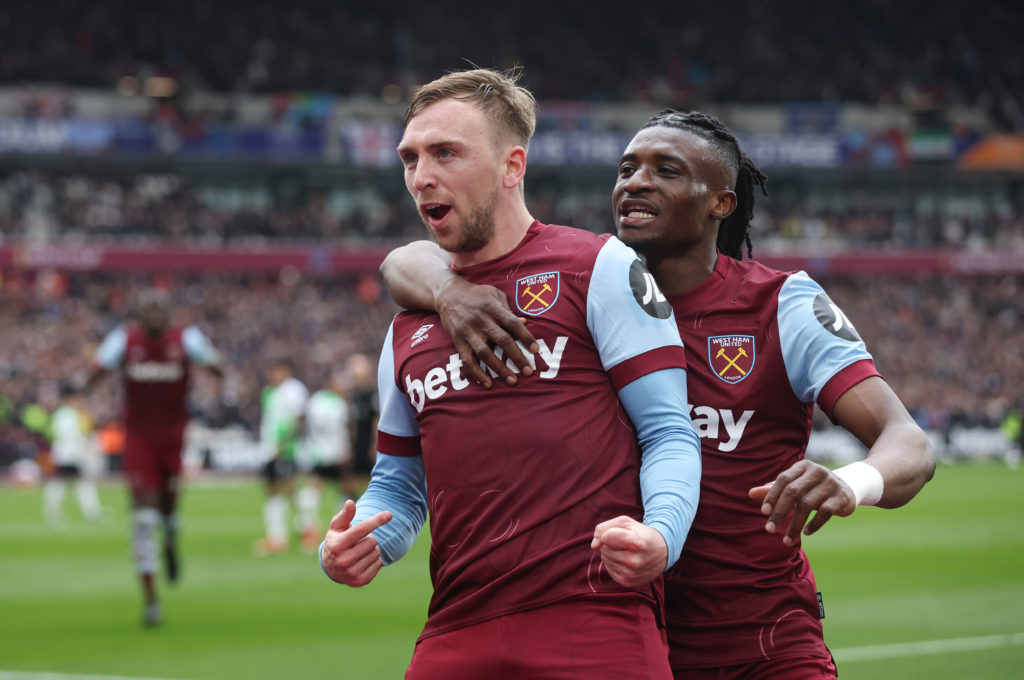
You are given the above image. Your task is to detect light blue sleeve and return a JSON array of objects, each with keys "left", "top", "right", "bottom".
[
  {"left": 317, "top": 454, "right": 427, "bottom": 581},
  {"left": 94, "top": 326, "right": 127, "bottom": 369},
  {"left": 374, "top": 321, "right": 421, "bottom": 439},
  {"left": 618, "top": 368, "right": 702, "bottom": 571},
  {"left": 348, "top": 321, "right": 428, "bottom": 567},
  {"left": 182, "top": 326, "right": 221, "bottom": 366},
  {"left": 586, "top": 237, "right": 682, "bottom": 372},
  {"left": 778, "top": 272, "right": 874, "bottom": 403},
  {"left": 351, "top": 453, "right": 428, "bottom": 566}
]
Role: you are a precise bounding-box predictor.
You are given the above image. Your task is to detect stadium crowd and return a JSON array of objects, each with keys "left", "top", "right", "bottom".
[
  {"left": 1, "top": 268, "right": 1020, "bottom": 471},
  {"left": 0, "top": 170, "right": 418, "bottom": 246},
  {"left": 2, "top": 169, "right": 1023, "bottom": 251},
  {"left": 1, "top": 0, "right": 1020, "bottom": 476},
  {"left": 2, "top": 0, "right": 1022, "bottom": 127}
]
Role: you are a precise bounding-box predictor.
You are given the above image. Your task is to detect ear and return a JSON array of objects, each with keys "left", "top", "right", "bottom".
[
  {"left": 710, "top": 190, "right": 737, "bottom": 221},
  {"left": 503, "top": 146, "right": 528, "bottom": 189}
]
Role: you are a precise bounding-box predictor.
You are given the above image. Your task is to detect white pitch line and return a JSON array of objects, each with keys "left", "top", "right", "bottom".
[
  {"left": 0, "top": 673, "right": 186, "bottom": 680},
  {"left": 833, "top": 631, "right": 1024, "bottom": 663}
]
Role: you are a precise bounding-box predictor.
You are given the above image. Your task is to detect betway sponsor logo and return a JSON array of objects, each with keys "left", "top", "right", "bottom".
[
  {"left": 405, "top": 336, "right": 568, "bottom": 413},
  {"left": 126, "top": 361, "right": 184, "bottom": 382},
  {"left": 689, "top": 405, "right": 754, "bottom": 452}
]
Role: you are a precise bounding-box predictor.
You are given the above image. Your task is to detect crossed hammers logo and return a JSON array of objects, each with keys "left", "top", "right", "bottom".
[
  {"left": 715, "top": 346, "right": 749, "bottom": 377},
  {"left": 521, "top": 283, "right": 553, "bottom": 310}
]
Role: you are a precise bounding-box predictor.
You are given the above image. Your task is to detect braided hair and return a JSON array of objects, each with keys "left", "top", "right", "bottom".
[{"left": 640, "top": 109, "right": 768, "bottom": 260}]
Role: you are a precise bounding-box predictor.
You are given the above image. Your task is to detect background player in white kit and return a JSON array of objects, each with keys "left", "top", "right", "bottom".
[
  {"left": 43, "top": 383, "right": 103, "bottom": 525},
  {"left": 296, "top": 367, "right": 358, "bottom": 552},
  {"left": 255, "top": 357, "right": 309, "bottom": 555}
]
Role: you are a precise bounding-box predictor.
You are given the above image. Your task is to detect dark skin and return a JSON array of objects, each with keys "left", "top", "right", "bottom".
[
  {"left": 381, "top": 125, "right": 934, "bottom": 544},
  {"left": 613, "top": 127, "right": 736, "bottom": 295},
  {"left": 380, "top": 243, "right": 538, "bottom": 389}
]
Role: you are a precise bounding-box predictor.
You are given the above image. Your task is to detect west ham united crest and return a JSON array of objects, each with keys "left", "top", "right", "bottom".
[
  {"left": 708, "top": 335, "right": 756, "bottom": 384},
  {"left": 515, "top": 272, "right": 559, "bottom": 316}
]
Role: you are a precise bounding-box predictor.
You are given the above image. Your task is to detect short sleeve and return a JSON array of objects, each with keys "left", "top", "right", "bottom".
[
  {"left": 586, "top": 237, "right": 687, "bottom": 390},
  {"left": 182, "top": 326, "right": 221, "bottom": 366},
  {"left": 376, "top": 321, "right": 422, "bottom": 457},
  {"left": 777, "top": 271, "right": 877, "bottom": 406},
  {"left": 94, "top": 326, "right": 128, "bottom": 370}
]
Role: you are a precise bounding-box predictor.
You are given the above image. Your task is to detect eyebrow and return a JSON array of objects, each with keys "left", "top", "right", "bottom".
[
  {"left": 619, "top": 150, "right": 690, "bottom": 168},
  {"left": 397, "top": 139, "right": 462, "bottom": 157}
]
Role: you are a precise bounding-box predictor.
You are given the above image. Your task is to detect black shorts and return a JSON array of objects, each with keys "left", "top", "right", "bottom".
[
  {"left": 312, "top": 463, "right": 346, "bottom": 481},
  {"left": 263, "top": 458, "right": 297, "bottom": 484},
  {"left": 55, "top": 464, "right": 82, "bottom": 479}
]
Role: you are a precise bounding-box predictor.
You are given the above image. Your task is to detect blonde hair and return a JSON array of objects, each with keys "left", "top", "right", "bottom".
[{"left": 404, "top": 67, "right": 537, "bottom": 151}]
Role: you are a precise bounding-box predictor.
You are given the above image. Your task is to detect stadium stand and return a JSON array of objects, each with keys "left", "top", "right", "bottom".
[
  {"left": 0, "top": 1, "right": 1020, "bottom": 474},
  {"left": 1, "top": 169, "right": 1023, "bottom": 249},
  {"left": 0, "top": 1, "right": 1021, "bottom": 122},
  {"left": 1, "top": 267, "right": 1020, "bottom": 471}
]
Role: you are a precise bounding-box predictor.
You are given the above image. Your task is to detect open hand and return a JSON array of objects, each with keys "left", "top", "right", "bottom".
[{"left": 435, "top": 277, "right": 539, "bottom": 388}]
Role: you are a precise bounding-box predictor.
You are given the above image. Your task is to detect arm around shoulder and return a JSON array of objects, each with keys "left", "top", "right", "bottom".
[
  {"left": 379, "top": 240, "right": 454, "bottom": 311},
  {"left": 380, "top": 240, "right": 538, "bottom": 387}
]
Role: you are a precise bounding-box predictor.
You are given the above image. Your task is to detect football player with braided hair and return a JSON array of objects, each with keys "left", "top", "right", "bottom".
[{"left": 380, "top": 108, "right": 935, "bottom": 679}]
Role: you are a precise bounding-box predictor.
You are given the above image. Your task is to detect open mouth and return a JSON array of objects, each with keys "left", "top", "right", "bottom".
[
  {"left": 619, "top": 200, "right": 658, "bottom": 222},
  {"left": 623, "top": 207, "right": 657, "bottom": 219},
  {"left": 422, "top": 203, "right": 452, "bottom": 222}
]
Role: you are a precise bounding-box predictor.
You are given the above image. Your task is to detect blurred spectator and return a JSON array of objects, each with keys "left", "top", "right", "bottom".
[
  {"left": 0, "top": 170, "right": 422, "bottom": 246},
  {"left": 0, "top": 268, "right": 1020, "bottom": 473},
  {"left": 0, "top": 1, "right": 1021, "bottom": 128},
  {"left": 823, "top": 273, "right": 1024, "bottom": 433},
  {"left": 1, "top": 169, "right": 1022, "bottom": 250}
]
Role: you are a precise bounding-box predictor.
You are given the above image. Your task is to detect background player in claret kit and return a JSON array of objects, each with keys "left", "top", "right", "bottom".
[
  {"left": 85, "top": 289, "right": 223, "bottom": 627},
  {"left": 319, "top": 68, "right": 702, "bottom": 680},
  {"left": 379, "top": 109, "right": 937, "bottom": 680},
  {"left": 254, "top": 357, "right": 309, "bottom": 555},
  {"left": 295, "top": 367, "right": 358, "bottom": 552},
  {"left": 43, "top": 383, "right": 103, "bottom": 525}
]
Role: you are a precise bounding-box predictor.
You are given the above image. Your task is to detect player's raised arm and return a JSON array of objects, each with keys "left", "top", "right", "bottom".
[
  {"left": 379, "top": 240, "right": 454, "bottom": 310},
  {"left": 84, "top": 324, "right": 129, "bottom": 393},
  {"left": 182, "top": 325, "right": 224, "bottom": 381},
  {"left": 380, "top": 240, "right": 538, "bottom": 388},
  {"left": 82, "top": 364, "right": 110, "bottom": 394}
]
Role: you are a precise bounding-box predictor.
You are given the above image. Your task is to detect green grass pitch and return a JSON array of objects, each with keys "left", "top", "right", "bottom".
[{"left": 1, "top": 460, "right": 1021, "bottom": 679}]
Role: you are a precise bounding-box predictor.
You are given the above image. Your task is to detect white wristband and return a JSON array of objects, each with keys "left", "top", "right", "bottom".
[{"left": 833, "top": 461, "right": 884, "bottom": 506}]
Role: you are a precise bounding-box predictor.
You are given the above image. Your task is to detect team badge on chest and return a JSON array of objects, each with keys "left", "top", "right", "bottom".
[
  {"left": 708, "top": 335, "right": 756, "bottom": 384},
  {"left": 515, "top": 272, "right": 560, "bottom": 316}
]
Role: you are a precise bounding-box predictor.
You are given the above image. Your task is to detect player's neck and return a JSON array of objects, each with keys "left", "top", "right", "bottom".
[
  {"left": 450, "top": 204, "right": 535, "bottom": 268},
  {"left": 647, "top": 246, "right": 718, "bottom": 296}
]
